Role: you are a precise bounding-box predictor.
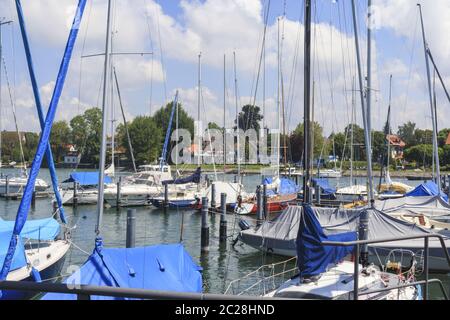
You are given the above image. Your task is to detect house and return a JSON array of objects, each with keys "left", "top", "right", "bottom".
[
  {"left": 387, "top": 134, "right": 406, "bottom": 160},
  {"left": 446, "top": 133, "right": 450, "bottom": 146},
  {"left": 63, "top": 145, "right": 81, "bottom": 166}
]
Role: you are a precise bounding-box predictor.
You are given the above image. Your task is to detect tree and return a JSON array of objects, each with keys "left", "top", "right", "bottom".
[
  {"left": 70, "top": 108, "right": 102, "bottom": 164},
  {"left": 404, "top": 144, "right": 442, "bottom": 167},
  {"left": 235, "top": 105, "right": 263, "bottom": 132},
  {"left": 291, "top": 122, "right": 326, "bottom": 160},
  {"left": 438, "top": 128, "right": 450, "bottom": 148},
  {"left": 207, "top": 122, "right": 222, "bottom": 131},
  {"left": 153, "top": 102, "right": 194, "bottom": 140},
  {"left": 51, "top": 121, "right": 71, "bottom": 163},
  {"left": 372, "top": 131, "right": 388, "bottom": 165},
  {"left": 125, "top": 116, "right": 162, "bottom": 165},
  {"left": 414, "top": 129, "right": 433, "bottom": 145},
  {"left": 397, "top": 121, "right": 417, "bottom": 147}
]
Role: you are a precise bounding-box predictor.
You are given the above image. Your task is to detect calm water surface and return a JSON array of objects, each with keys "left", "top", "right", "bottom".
[{"left": 0, "top": 168, "right": 448, "bottom": 299}]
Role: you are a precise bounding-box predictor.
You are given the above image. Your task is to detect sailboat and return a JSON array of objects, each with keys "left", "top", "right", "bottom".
[
  {"left": 0, "top": 0, "right": 86, "bottom": 299},
  {"left": 42, "top": 0, "right": 202, "bottom": 300},
  {"left": 103, "top": 91, "right": 180, "bottom": 207}
]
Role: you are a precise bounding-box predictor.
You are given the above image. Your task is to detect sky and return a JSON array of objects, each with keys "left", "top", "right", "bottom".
[{"left": 0, "top": 0, "right": 449, "bottom": 138}]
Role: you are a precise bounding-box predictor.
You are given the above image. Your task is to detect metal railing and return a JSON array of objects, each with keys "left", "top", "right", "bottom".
[
  {"left": 322, "top": 233, "right": 450, "bottom": 300},
  {"left": 0, "top": 281, "right": 288, "bottom": 300}
]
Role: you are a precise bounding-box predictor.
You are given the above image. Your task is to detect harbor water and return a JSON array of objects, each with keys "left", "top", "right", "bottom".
[{"left": 0, "top": 168, "right": 449, "bottom": 299}]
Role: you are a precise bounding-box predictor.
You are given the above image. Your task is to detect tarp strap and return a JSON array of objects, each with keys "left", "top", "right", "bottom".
[
  {"left": 15, "top": 0, "right": 66, "bottom": 224},
  {"left": 0, "top": 0, "right": 87, "bottom": 281}
]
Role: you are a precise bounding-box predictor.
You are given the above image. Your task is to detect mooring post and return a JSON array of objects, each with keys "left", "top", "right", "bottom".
[
  {"left": 5, "top": 175, "right": 9, "bottom": 195},
  {"left": 263, "top": 184, "right": 268, "bottom": 219},
  {"left": 447, "top": 175, "right": 450, "bottom": 205},
  {"left": 220, "top": 193, "right": 227, "bottom": 243},
  {"left": 116, "top": 176, "right": 122, "bottom": 209},
  {"left": 256, "top": 185, "right": 263, "bottom": 226},
  {"left": 126, "top": 209, "right": 136, "bottom": 248},
  {"left": 315, "top": 183, "right": 321, "bottom": 205},
  {"left": 201, "top": 197, "right": 210, "bottom": 253},
  {"left": 211, "top": 183, "right": 217, "bottom": 209},
  {"left": 73, "top": 181, "right": 78, "bottom": 207},
  {"left": 52, "top": 200, "right": 58, "bottom": 215},
  {"left": 164, "top": 183, "right": 169, "bottom": 213},
  {"left": 31, "top": 190, "right": 36, "bottom": 208}
]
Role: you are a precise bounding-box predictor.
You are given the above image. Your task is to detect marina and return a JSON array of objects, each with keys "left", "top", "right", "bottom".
[{"left": 0, "top": 0, "right": 450, "bottom": 307}]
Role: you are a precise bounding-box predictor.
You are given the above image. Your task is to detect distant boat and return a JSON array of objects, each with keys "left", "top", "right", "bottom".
[
  {"left": 235, "top": 177, "right": 299, "bottom": 215},
  {"left": 104, "top": 165, "right": 172, "bottom": 207},
  {"left": 0, "top": 175, "right": 49, "bottom": 194},
  {"left": 57, "top": 171, "right": 113, "bottom": 206}
]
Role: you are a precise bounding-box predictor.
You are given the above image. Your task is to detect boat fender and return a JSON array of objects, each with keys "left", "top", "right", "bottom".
[
  {"left": 127, "top": 264, "right": 136, "bottom": 277},
  {"left": 31, "top": 267, "right": 42, "bottom": 283},
  {"left": 238, "top": 219, "right": 251, "bottom": 231}
]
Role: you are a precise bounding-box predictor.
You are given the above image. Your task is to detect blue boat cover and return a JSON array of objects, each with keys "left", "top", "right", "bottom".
[
  {"left": 63, "top": 172, "right": 112, "bottom": 186},
  {"left": 312, "top": 178, "right": 336, "bottom": 195},
  {"left": 42, "top": 244, "right": 203, "bottom": 300},
  {"left": 0, "top": 217, "right": 60, "bottom": 241},
  {"left": 296, "top": 205, "right": 357, "bottom": 278},
  {"left": 0, "top": 232, "right": 27, "bottom": 272},
  {"left": 263, "top": 177, "right": 299, "bottom": 196},
  {"left": 405, "top": 181, "right": 449, "bottom": 202},
  {"left": 162, "top": 167, "right": 201, "bottom": 185}
]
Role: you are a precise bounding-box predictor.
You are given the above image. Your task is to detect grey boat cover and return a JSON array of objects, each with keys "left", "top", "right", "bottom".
[
  {"left": 240, "top": 205, "right": 450, "bottom": 253},
  {"left": 375, "top": 196, "right": 450, "bottom": 218}
]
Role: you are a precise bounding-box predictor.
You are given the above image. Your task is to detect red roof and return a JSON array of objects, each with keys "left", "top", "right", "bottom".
[
  {"left": 387, "top": 134, "right": 406, "bottom": 148},
  {"left": 446, "top": 133, "right": 450, "bottom": 145}
]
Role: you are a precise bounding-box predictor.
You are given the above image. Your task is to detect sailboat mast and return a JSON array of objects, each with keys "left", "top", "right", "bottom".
[
  {"left": 387, "top": 75, "right": 392, "bottom": 173},
  {"left": 351, "top": 0, "right": 374, "bottom": 204},
  {"left": 418, "top": 4, "right": 440, "bottom": 185},
  {"left": 113, "top": 68, "right": 137, "bottom": 173},
  {"left": 96, "top": 0, "right": 113, "bottom": 236},
  {"left": 197, "top": 52, "right": 202, "bottom": 167},
  {"left": 233, "top": 52, "right": 241, "bottom": 180},
  {"left": 223, "top": 54, "right": 226, "bottom": 174},
  {"left": 303, "top": 0, "right": 312, "bottom": 204}
]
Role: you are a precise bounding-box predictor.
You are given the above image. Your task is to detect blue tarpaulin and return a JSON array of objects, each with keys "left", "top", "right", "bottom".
[
  {"left": 63, "top": 172, "right": 112, "bottom": 186},
  {"left": 263, "top": 177, "right": 299, "bottom": 196},
  {"left": 297, "top": 205, "right": 357, "bottom": 278},
  {"left": 41, "top": 244, "right": 203, "bottom": 300},
  {"left": 0, "top": 218, "right": 60, "bottom": 241},
  {"left": 312, "top": 178, "right": 337, "bottom": 195},
  {"left": 162, "top": 168, "right": 201, "bottom": 185},
  {"left": 0, "top": 232, "right": 27, "bottom": 272},
  {"left": 405, "top": 181, "right": 449, "bottom": 202}
]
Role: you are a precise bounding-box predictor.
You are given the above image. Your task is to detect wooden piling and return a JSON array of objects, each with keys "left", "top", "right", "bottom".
[
  {"left": 201, "top": 197, "right": 210, "bottom": 253},
  {"left": 219, "top": 193, "right": 227, "bottom": 243}
]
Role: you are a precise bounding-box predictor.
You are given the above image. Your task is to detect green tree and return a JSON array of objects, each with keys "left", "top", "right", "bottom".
[
  {"left": 291, "top": 122, "right": 326, "bottom": 160},
  {"left": 438, "top": 128, "right": 450, "bottom": 148},
  {"left": 153, "top": 102, "right": 194, "bottom": 139},
  {"left": 69, "top": 108, "right": 102, "bottom": 164},
  {"left": 414, "top": 129, "right": 433, "bottom": 145},
  {"left": 404, "top": 144, "right": 442, "bottom": 167},
  {"left": 125, "top": 116, "right": 162, "bottom": 165},
  {"left": 397, "top": 121, "right": 417, "bottom": 147},
  {"left": 51, "top": 121, "right": 71, "bottom": 163},
  {"left": 235, "top": 105, "right": 263, "bottom": 132}
]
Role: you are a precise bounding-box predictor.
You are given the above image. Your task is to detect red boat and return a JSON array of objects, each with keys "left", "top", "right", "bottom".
[{"left": 235, "top": 193, "right": 298, "bottom": 215}]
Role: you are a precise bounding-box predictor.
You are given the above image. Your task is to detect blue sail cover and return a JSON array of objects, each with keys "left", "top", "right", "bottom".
[
  {"left": 0, "top": 0, "right": 87, "bottom": 282},
  {"left": 406, "top": 181, "right": 449, "bottom": 202},
  {"left": 312, "top": 178, "right": 336, "bottom": 195},
  {"left": 0, "top": 218, "right": 60, "bottom": 241},
  {"left": 0, "top": 232, "right": 27, "bottom": 272},
  {"left": 15, "top": 0, "right": 66, "bottom": 224},
  {"left": 263, "top": 177, "right": 299, "bottom": 196},
  {"left": 63, "top": 172, "right": 112, "bottom": 186},
  {"left": 162, "top": 167, "right": 201, "bottom": 185},
  {"left": 42, "top": 244, "right": 203, "bottom": 300},
  {"left": 297, "top": 205, "right": 357, "bottom": 278}
]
